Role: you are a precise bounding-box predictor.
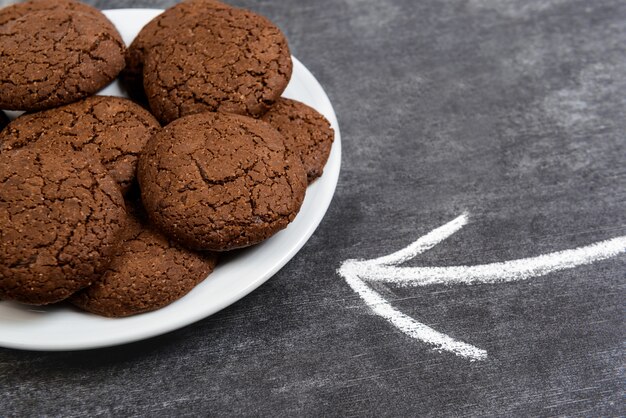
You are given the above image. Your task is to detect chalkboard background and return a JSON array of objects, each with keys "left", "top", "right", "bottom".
[{"left": 1, "top": 0, "right": 624, "bottom": 415}]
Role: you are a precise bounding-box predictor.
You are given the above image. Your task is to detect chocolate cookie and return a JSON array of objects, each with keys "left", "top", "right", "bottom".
[
  {"left": 0, "top": 96, "right": 160, "bottom": 194},
  {"left": 0, "top": 147, "right": 125, "bottom": 305},
  {"left": 70, "top": 200, "right": 218, "bottom": 317},
  {"left": 0, "top": 0, "right": 109, "bottom": 27},
  {"left": 261, "top": 98, "right": 335, "bottom": 183},
  {"left": 142, "top": 3, "right": 292, "bottom": 123},
  {"left": 0, "top": 8, "right": 125, "bottom": 111},
  {"left": 138, "top": 112, "right": 307, "bottom": 251},
  {"left": 122, "top": 0, "right": 229, "bottom": 102}
]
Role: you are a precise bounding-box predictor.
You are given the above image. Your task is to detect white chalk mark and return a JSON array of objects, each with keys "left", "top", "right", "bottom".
[
  {"left": 338, "top": 213, "right": 626, "bottom": 360},
  {"left": 366, "top": 213, "right": 470, "bottom": 266},
  {"left": 357, "top": 236, "right": 626, "bottom": 287},
  {"left": 339, "top": 263, "right": 488, "bottom": 360}
]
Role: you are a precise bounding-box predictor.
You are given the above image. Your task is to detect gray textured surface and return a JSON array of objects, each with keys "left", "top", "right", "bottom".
[{"left": 1, "top": 0, "right": 625, "bottom": 416}]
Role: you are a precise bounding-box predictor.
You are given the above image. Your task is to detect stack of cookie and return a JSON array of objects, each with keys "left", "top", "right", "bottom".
[{"left": 0, "top": 0, "right": 334, "bottom": 317}]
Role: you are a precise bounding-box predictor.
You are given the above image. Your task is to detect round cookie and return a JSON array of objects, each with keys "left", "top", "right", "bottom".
[
  {"left": 142, "top": 4, "right": 292, "bottom": 123},
  {"left": 0, "top": 96, "right": 160, "bottom": 194},
  {"left": 70, "top": 200, "right": 218, "bottom": 317},
  {"left": 0, "top": 147, "right": 126, "bottom": 305},
  {"left": 0, "top": 0, "right": 110, "bottom": 27},
  {"left": 261, "top": 98, "right": 335, "bottom": 183},
  {"left": 0, "top": 9, "right": 125, "bottom": 111},
  {"left": 122, "top": 0, "right": 230, "bottom": 102},
  {"left": 138, "top": 112, "right": 307, "bottom": 251}
]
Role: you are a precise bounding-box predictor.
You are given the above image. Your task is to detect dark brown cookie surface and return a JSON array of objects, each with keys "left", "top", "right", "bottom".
[
  {"left": 0, "top": 8, "right": 125, "bottom": 111},
  {"left": 261, "top": 98, "right": 335, "bottom": 183},
  {"left": 0, "top": 96, "right": 160, "bottom": 194},
  {"left": 138, "top": 112, "right": 307, "bottom": 251},
  {"left": 0, "top": 0, "right": 108, "bottom": 27},
  {"left": 0, "top": 148, "right": 125, "bottom": 305},
  {"left": 142, "top": 3, "right": 292, "bottom": 123},
  {"left": 70, "top": 200, "right": 218, "bottom": 317},
  {"left": 122, "top": 0, "right": 229, "bottom": 102}
]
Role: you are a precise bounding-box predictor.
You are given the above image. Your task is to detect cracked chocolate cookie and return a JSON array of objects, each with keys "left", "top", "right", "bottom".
[
  {"left": 70, "top": 199, "right": 218, "bottom": 317},
  {"left": 142, "top": 2, "right": 292, "bottom": 123},
  {"left": 0, "top": 7, "right": 125, "bottom": 111},
  {"left": 0, "top": 147, "right": 125, "bottom": 305},
  {"left": 138, "top": 112, "right": 307, "bottom": 251},
  {"left": 122, "top": 0, "right": 229, "bottom": 102},
  {"left": 0, "top": 96, "right": 160, "bottom": 194},
  {"left": 261, "top": 98, "right": 335, "bottom": 183},
  {"left": 0, "top": 0, "right": 109, "bottom": 27}
]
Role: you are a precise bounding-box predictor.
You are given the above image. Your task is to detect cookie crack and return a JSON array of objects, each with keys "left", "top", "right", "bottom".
[{"left": 191, "top": 156, "right": 241, "bottom": 187}]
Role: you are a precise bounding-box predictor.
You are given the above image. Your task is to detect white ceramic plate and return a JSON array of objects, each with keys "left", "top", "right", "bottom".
[{"left": 0, "top": 9, "right": 341, "bottom": 351}]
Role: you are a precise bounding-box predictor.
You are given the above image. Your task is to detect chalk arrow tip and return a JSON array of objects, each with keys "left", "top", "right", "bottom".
[{"left": 339, "top": 212, "right": 626, "bottom": 360}]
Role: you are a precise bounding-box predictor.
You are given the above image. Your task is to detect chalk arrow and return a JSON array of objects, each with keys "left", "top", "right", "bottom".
[{"left": 338, "top": 213, "right": 626, "bottom": 360}]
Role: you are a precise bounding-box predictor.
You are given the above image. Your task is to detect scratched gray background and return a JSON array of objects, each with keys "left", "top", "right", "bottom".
[{"left": 1, "top": 0, "right": 625, "bottom": 416}]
